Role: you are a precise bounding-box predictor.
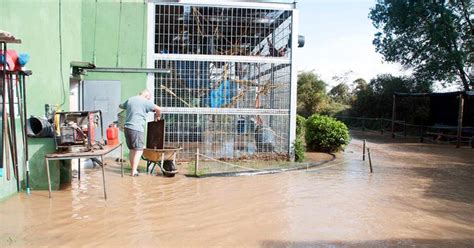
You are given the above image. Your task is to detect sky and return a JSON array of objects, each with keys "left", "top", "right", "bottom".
[{"left": 294, "top": 0, "right": 406, "bottom": 88}]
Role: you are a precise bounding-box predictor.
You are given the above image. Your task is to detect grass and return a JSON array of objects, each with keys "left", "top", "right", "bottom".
[{"left": 181, "top": 159, "right": 308, "bottom": 176}]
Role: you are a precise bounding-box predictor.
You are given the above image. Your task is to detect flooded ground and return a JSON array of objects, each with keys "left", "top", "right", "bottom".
[{"left": 1, "top": 131, "right": 473, "bottom": 247}]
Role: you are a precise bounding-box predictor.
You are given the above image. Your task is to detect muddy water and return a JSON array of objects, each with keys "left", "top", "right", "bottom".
[{"left": 1, "top": 132, "right": 473, "bottom": 247}]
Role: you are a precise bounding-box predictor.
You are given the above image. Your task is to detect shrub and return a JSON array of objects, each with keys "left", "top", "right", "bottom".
[
  {"left": 296, "top": 115, "right": 306, "bottom": 137},
  {"left": 294, "top": 115, "right": 306, "bottom": 162},
  {"left": 293, "top": 136, "right": 306, "bottom": 162},
  {"left": 305, "top": 114, "right": 350, "bottom": 153}
]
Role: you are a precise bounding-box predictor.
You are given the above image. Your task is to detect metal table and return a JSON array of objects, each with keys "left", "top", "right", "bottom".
[{"left": 44, "top": 143, "right": 123, "bottom": 199}]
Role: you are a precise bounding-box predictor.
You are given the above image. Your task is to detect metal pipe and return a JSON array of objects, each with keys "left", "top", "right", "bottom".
[
  {"left": 17, "top": 74, "right": 30, "bottom": 194},
  {"left": 86, "top": 67, "right": 171, "bottom": 74},
  {"left": 7, "top": 73, "right": 20, "bottom": 191},
  {"left": 195, "top": 148, "right": 199, "bottom": 177},
  {"left": 1, "top": 41, "right": 5, "bottom": 174},
  {"left": 362, "top": 139, "right": 366, "bottom": 161},
  {"left": 367, "top": 148, "right": 373, "bottom": 173}
]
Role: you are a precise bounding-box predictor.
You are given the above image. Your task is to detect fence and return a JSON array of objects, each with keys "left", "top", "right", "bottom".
[{"left": 336, "top": 116, "right": 474, "bottom": 148}]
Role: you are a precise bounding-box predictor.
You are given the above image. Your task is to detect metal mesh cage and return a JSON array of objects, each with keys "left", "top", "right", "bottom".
[{"left": 152, "top": 2, "right": 294, "bottom": 160}]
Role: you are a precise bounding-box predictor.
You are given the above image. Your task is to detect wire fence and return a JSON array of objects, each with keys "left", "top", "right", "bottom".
[
  {"left": 184, "top": 149, "right": 334, "bottom": 177},
  {"left": 336, "top": 116, "right": 474, "bottom": 147}
]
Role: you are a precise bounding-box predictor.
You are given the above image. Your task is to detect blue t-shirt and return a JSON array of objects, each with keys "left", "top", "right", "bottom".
[{"left": 119, "top": 96, "right": 156, "bottom": 132}]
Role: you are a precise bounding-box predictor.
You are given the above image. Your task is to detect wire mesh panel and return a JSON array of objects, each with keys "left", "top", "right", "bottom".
[
  {"left": 162, "top": 113, "right": 289, "bottom": 159},
  {"left": 152, "top": 2, "right": 294, "bottom": 160},
  {"left": 154, "top": 4, "right": 293, "bottom": 58},
  {"left": 154, "top": 60, "right": 291, "bottom": 109}
]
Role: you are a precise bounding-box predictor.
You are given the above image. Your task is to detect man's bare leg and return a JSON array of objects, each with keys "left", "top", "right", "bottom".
[{"left": 130, "top": 149, "right": 144, "bottom": 176}]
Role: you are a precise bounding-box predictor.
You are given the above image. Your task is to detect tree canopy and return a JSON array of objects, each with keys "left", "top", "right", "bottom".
[
  {"left": 370, "top": 0, "right": 473, "bottom": 91},
  {"left": 328, "top": 83, "right": 352, "bottom": 105},
  {"left": 297, "top": 71, "right": 327, "bottom": 117},
  {"left": 351, "top": 74, "right": 432, "bottom": 123}
]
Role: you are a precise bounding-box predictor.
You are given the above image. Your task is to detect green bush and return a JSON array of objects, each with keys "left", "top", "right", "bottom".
[
  {"left": 293, "top": 136, "right": 306, "bottom": 162},
  {"left": 305, "top": 114, "right": 350, "bottom": 153},
  {"left": 296, "top": 115, "right": 306, "bottom": 137},
  {"left": 294, "top": 115, "right": 306, "bottom": 162}
]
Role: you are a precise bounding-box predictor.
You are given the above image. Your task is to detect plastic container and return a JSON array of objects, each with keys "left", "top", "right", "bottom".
[{"left": 106, "top": 123, "right": 119, "bottom": 145}]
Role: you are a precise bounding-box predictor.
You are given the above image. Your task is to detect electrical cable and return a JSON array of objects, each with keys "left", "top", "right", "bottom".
[
  {"left": 116, "top": 0, "right": 123, "bottom": 67},
  {"left": 58, "top": 0, "right": 66, "bottom": 107},
  {"left": 140, "top": 0, "right": 146, "bottom": 67},
  {"left": 92, "top": 0, "right": 98, "bottom": 64}
]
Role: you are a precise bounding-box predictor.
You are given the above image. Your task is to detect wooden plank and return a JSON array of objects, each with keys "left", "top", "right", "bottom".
[{"left": 146, "top": 120, "right": 165, "bottom": 149}]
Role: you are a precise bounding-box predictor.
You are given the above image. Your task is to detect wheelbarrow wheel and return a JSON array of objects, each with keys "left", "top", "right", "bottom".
[{"left": 161, "top": 160, "right": 177, "bottom": 177}]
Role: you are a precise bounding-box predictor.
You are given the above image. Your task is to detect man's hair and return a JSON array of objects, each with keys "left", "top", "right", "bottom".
[{"left": 139, "top": 89, "right": 150, "bottom": 96}]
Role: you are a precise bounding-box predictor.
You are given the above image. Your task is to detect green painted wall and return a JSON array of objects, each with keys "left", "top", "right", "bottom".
[{"left": 0, "top": 0, "right": 148, "bottom": 200}]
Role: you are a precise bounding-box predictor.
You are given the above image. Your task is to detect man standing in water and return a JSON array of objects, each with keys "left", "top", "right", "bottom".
[{"left": 119, "top": 89, "right": 161, "bottom": 176}]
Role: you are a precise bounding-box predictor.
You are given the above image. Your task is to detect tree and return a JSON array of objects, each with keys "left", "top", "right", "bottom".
[
  {"left": 370, "top": 0, "right": 473, "bottom": 91},
  {"left": 351, "top": 74, "right": 432, "bottom": 121},
  {"left": 352, "top": 78, "right": 368, "bottom": 94},
  {"left": 328, "top": 83, "right": 352, "bottom": 104},
  {"left": 297, "top": 71, "right": 328, "bottom": 118}
]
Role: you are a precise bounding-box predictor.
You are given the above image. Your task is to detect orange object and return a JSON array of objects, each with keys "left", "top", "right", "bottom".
[{"left": 106, "top": 123, "right": 119, "bottom": 145}]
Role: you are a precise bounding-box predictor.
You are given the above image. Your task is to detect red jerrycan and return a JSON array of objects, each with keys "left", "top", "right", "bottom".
[{"left": 106, "top": 123, "right": 120, "bottom": 145}]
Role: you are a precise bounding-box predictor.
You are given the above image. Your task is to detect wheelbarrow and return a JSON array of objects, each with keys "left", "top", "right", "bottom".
[{"left": 142, "top": 147, "right": 182, "bottom": 177}]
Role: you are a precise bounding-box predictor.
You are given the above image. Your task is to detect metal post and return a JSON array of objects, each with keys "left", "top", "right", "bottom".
[
  {"left": 7, "top": 74, "right": 20, "bottom": 192},
  {"left": 195, "top": 148, "right": 199, "bottom": 177},
  {"left": 45, "top": 158, "right": 52, "bottom": 198},
  {"left": 456, "top": 94, "right": 464, "bottom": 148},
  {"left": 288, "top": 9, "right": 299, "bottom": 161},
  {"left": 101, "top": 155, "right": 107, "bottom": 200},
  {"left": 362, "top": 139, "right": 366, "bottom": 161},
  {"left": 17, "top": 74, "right": 29, "bottom": 194},
  {"left": 121, "top": 143, "right": 124, "bottom": 177},
  {"left": 391, "top": 94, "right": 396, "bottom": 138},
  {"left": 367, "top": 148, "right": 373, "bottom": 173},
  {"left": 78, "top": 159, "right": 81, "bottom": 180}
]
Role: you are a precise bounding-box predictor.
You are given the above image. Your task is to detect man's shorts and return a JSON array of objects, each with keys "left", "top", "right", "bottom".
[{"left": 124, "top": 128, "right": 145, "bottom": 150}]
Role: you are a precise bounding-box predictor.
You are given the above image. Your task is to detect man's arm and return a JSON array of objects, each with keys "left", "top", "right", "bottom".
[{"left": 154, "top": 105, "right": 161, "bottom": 120}]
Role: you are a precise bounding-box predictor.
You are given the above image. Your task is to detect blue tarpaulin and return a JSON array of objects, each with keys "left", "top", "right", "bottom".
[{"left": 210, "top": 80, "right": 237, "bottom": 107}]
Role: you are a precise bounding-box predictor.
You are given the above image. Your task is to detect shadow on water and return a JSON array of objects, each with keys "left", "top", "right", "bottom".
[
  {"left": 260, "top": 238, "right": 474, "bottom": 248},
  {"left": 408, "top": 166, "right": 474, "bottom": 204}
]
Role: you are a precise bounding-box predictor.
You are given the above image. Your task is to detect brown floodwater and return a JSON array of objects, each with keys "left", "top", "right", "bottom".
[{"left": 1, "top": 131, "right": 473, "bottom": 247}]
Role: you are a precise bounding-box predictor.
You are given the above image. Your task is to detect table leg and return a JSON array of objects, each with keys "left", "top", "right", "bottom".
[
  {"left": 120, "top": 143, "right": 124, "bottom": 178},
  {"left": 45, "top": 158, "right": 52, "bottom": 198},
  {"left": 78, "top": 158, "right": 81, "bottom": 181},
  {"left": 101, "top": 155, "right": 107, "bottom": 200}
]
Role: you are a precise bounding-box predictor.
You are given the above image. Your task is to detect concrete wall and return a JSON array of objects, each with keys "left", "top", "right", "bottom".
[{"left": 0, "top": 0, "right": 147, "bottom": 200}]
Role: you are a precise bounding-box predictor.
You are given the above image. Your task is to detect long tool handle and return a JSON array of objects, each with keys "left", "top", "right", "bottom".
[
  {"left": 1, "top": 42, "right": 6, "bottom": 179},
  {"left": 18, "top": 74, "right": 30, "bottom": 194},
  {"left": 0, "top": 42, "right": 4, "bottom": 175},
  {"left": 7, "top": 74, "right": 20, "bottom": 192},
  {"left": 4, "top": 116, "right": 11, "bottom": 181}
]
